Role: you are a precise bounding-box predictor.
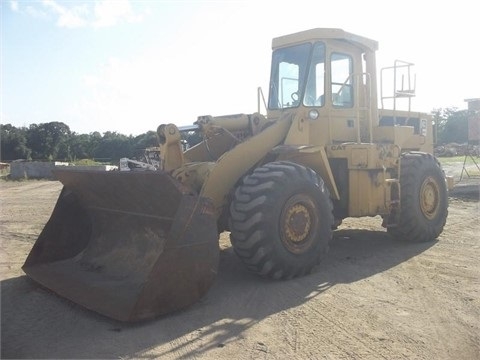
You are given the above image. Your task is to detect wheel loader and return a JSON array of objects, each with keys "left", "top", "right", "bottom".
[{"left": 23, "top": 28, "right": 451, "bottom": 322}]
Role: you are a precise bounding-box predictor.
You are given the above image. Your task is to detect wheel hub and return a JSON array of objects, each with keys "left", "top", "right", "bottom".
[
  {"left": 420, "top": 176, "right": 440, "bottom": 220},
  {"left": 280, "top": 195, "right": 317, "bottom": 254},
  {"left": 285, "top": 204, "right": 311, "bottom": 242}
]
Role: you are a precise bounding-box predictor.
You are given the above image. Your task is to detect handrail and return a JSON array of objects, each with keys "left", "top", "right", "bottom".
[
  {"left": 380, "top": 60, "right": 416, "bottom": 124},
  {"left": 257, "top": 87, "right": 267, "bottom": 115}
]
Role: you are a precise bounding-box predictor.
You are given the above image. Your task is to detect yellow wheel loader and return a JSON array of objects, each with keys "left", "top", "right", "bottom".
[{"left": 23, "top": 28, "right": 451, "bottom": 322}]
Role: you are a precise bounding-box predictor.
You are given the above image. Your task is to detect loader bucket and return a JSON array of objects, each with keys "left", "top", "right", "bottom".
[{"left": 22, "top": 169, "right": 219, "bottom": 322}]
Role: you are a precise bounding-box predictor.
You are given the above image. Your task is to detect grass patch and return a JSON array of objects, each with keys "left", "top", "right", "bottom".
[
  {"left": 71, "top": 159, "right": 103, "bottom": 166},
  {"left": 437, "top": 156, "right": 467, "bottom": 164}
]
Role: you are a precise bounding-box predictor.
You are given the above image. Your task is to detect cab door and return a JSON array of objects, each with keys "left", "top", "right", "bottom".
[{"left": 325, "top": 40, "right": 368, "bottom": 144}]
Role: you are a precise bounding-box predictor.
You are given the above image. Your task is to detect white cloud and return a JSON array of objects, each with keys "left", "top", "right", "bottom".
[
  {"left": 73, "top": 37, "right": 266, "bottom": 135},
  {"left": 12, "top": 0, "right": 145, "bottom": 29},
  {"left": 75, "top": 54, "right": 179, "bottom": 134},
  {"left": 24, "top": 4, "right": 50, "bottom": 20},
  {"left": 10, "top": 0, "right": 19, "bottom": 12},
  {"left": 42, "top": 0, "right": 89, "bottom": 28},
  {"left": 93, "top": 0, "right": 143, "bottom": 28}
]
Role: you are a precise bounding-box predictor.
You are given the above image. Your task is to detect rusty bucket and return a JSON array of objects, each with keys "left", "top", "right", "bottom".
[{"left": 22, "top": 169, "right": 219, "bottom": 322}]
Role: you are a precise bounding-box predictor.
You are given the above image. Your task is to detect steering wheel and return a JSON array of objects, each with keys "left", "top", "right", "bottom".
[{"left": 290, "top": 92, "right": 300, "bottom": 106}]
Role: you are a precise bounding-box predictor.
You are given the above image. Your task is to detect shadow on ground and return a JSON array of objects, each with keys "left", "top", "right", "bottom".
[
  {"left": 2, "top": 229, "right": 435, "bottom": 359},
  {"left": 450, "top": 180, "right": 480, "bottom": 201}
]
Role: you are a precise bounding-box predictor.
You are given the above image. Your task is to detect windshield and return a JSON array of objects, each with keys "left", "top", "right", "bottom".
[
  {"left": 268, "top": 42, "right": 326, "bottom": 110},
  {"left": 268, "top": 43, "right": 311, "bottom": 110}
]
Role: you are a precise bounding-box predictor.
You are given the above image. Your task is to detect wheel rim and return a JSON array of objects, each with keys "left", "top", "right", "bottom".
[
  {"left": 420, "top": 176, "right": 440, "bottom": 220},
  {"left": 280, "top": 194, "right": 317, "bottom": 254}
]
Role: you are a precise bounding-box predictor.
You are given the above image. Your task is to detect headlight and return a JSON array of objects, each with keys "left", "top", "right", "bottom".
[{"left": 308, "top": 109, "right": 319, "bottom": 120}]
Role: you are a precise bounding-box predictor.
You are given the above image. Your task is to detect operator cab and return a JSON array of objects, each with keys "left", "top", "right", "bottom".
[
  {"left": 267, "top": 28, "right": 384, "bottom": 145},
  {"left": 268, "top": 28, "right": 378, "bottom": 114},
  {"left": 269, "top": 41, "right": 354, "bottom": 110}
]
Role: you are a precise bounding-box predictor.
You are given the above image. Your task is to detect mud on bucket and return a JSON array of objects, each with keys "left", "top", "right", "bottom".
[{"left": 22, "top": 169, "right": 219, "bottom": 322}]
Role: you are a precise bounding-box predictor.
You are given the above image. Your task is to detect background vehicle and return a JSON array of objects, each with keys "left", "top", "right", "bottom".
[{"left": 23, "top": 28, "right": 449, "bottom": 321}]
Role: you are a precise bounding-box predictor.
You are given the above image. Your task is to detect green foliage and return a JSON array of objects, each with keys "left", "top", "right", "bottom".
[
  {"left": 436, "top": 155, "right": 466, "bottom": 164},
  {"left": 0, "top": 122, "right": 161, "bottom": 163},
  {"left": 71, "top": 158, "right": 102, "bottom": 166},
  {"left": 432, "top": 107, "right": 469, "bottom": 144},
  {"left": 93, "top": 131, "right": 134, "bottom": 162},
  {"left": 1, "top": 124, "right": 31, "bottom": 160},
  {"left": 132, "top": 131, "right": 159, "bottom": 159},
  {"left": 134, "top": 131, "right": 159, "bottom": 149},
  {"left": 0, "top": 108, "right": 471, "bottom": 163},
  {"left": 70, "top": 133, "right": 94, "bottom": 160},
  {"left": 27, "top": 122, "right": 72, "bottom": 160}
]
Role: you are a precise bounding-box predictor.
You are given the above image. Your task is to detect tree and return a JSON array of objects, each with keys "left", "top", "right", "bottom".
[
  {"left": 130, "top": 131, "right": 158, "bottom": 159},
  {"left": 70, "top": 133, "right": 94, "bottom": 160},
  {"left": 93, "top": 131, "right": 134, "bottom": 162},
  {"left": 26, "top": 122, "right": 72, "bottom": 160},
  {"left": 0, "top": 124, "right": 31, "bottom": 161},
  {"left": 432, "top": 107, "right": 469, "bottom": 144},
  {"left": 133, "top": 131, "right": 158, "bottom": 149}
]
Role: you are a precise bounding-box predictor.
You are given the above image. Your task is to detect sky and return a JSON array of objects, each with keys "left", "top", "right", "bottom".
[{"left": 1, "top": 0, "right": 479, "bottom": 136}]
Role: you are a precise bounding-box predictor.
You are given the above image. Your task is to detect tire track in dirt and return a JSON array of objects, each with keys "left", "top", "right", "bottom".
[
  {"left": 302, "top": 295, "right": 392, "bottom": 359},
  {"left": 2, "top": 180, "right": 479, "bottom": 359},
  {"left": 400, "top": 251, "right": 478, "bottom": 359},
  {"left": 262, "top": 279, "right": 394, "bottom": 359}
]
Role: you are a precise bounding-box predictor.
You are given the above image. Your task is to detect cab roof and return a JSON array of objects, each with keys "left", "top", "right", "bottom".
[{"left": 272, "top": 28, "right": 378, "bottom": 52}]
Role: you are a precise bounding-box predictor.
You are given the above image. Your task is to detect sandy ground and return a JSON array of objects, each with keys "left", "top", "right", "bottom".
[{"left": 1, "top": 164, "right": 479, "bottom": 359}]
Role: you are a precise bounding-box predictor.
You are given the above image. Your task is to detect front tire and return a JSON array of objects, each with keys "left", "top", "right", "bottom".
[
  {"left": 229, "top": 162, "right": 333, "bottom": 279},
  {"left": 388, "top": 152, "right": 448, "bottom": 242}
]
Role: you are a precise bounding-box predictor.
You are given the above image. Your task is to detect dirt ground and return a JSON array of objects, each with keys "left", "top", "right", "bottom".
[{"left": 1, "top": 162, "right": 479, "bottom": 359}]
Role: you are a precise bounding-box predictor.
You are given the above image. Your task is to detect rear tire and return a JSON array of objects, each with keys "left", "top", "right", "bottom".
[
  {"left": 388, "top": 152, "right": 448, "bottom": 242},
  {"left": 229, "top": 161, "right": 333, "bottom": 279}
]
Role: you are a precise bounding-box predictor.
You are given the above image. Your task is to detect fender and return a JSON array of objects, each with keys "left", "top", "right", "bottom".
[
  {"left": 201, "top": 115, "right": 293, "bottom": 216},
  {"left": 270, "top": 144, "right": 340, "bottom": 200}
]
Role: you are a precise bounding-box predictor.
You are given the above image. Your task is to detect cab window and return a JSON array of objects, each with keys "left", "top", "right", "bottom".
[
  {"left": 331, "top": 53, "right": 353, "bottom": 108},
  {"left": 268, "top": 43, "right": 311, "bottom": 109}
]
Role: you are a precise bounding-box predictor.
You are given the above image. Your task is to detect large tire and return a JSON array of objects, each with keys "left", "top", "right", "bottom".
[
  {"left": 388, "top": 152, "right": 448, "bottom": 242},
  {"left": 229, "top": 161, "right": 333, "bottom": 280}
]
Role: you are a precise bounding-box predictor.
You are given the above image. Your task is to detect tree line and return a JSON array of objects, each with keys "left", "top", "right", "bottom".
[
  {"left": 0, "top": 122, "right": 160, "bottom": 163},
  {"left": 431, "top": 107, "right": 471, "bottom": 145},
  {"left": 0, "top": 107, "right": 471, "bottom": 163}
]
